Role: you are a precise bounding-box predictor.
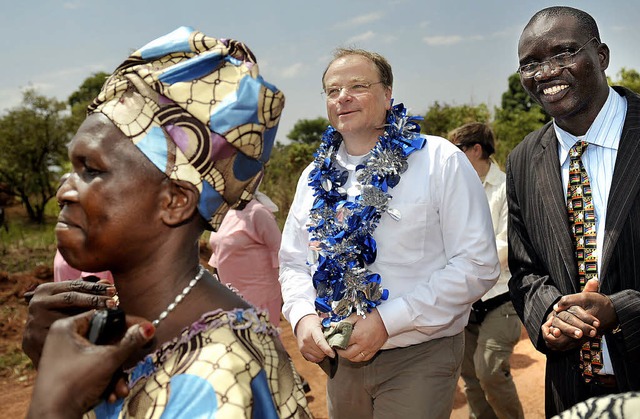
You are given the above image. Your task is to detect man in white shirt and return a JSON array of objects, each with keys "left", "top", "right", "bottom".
[
  {"left": 450, "top": 122, "right": 524, "bottom": 419},
  {"left": 279, "top": 48, "right": 500, "bottom": 418}
]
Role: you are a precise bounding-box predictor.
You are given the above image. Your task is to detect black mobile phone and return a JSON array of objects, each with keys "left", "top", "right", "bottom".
[{"left": 88, "top": 308, "right": 126, "bottom": 345}]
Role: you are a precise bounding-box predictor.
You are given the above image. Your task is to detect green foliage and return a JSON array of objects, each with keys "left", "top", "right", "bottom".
[
  {"left": 420, "top": 102, "right": 491, "bottom": 138},
  {"left": 501, "top": 73, "right": 539, "bottom": 114},
  {"left": 0, "top": 209, "right": 57, "bottom": 272},
  {"left": 261, "top": 141, "right": 317, "bottom": 228},
  {"left": 68, "top": 72, "right": 110, "bottom": 108},
  {"left": 608, "top": 67, "right": 640, "bottom": 93},
  {"left": 263, "top": 116, "right": 329, "bottom": 227},
  {"left": 68, "top": 72, "right": 110, "bottom": 134},
  {"left": 492, "top": 72, "right": 548, "bottom": 167},
  {"left": 492, "top": 106, "right": 546, "bottom": 167},
  {"left": 0, "top": 339, "right": 33, "bottom": 376},
  {"left": 0, "top": 90, "right": 70, "bottom": 223},
  {"left": 286, "top": 116, "right": 329, "bottom": 144}
]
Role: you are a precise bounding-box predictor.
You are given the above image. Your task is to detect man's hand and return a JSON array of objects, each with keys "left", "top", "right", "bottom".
[
  {"left": 337, "top": 309, "right": 388, "bottom": 362},
  {"left": 22, "top": 279, "right": 117, "bottom": 367},
  {"left": 553, "top": 279, "right": 618, "bottom": 331},
  {"left": 542, "top": 279, "right": 617, "bottom": 351},
  {"left": 295, "top": 314, "right": 335, "bottom": 363},
  {"left": 542, "top": 313, "right": 585, "bottom": 351}
]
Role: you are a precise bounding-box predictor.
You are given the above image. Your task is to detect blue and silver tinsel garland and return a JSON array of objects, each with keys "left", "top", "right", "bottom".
[{"left": 307, "top": 102, "right": 426, "bottom": 327}]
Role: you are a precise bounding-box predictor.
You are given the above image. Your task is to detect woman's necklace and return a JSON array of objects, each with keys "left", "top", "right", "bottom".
[
  {"left": 152, "top": 265, "right": 206, "bottom": 327},
  {"left": 307, "top": 102, "right": 425, "bottom": 327}
]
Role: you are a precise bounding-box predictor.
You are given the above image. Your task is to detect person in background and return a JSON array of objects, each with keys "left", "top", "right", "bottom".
[
  {"left": 23, "top": 26, "right": 309, "bottom": 418},
  {"left": 449, "top": 122, "right": 524, "bottom": 419},
  {"left": 507, "top": 6, "right": 640, "bottom": 416},
  {"left": 279, "top": 47, "right": 499, "bottom": 418},
  {"left": 208, "top": 189, "right": 283, "bottom": 326}
]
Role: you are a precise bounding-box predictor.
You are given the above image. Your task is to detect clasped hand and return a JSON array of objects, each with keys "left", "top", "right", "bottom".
[
  {"left": 295, "top": 309, "right": 388, "bottom": 363},
  {"left": 542, "top": 279, "right": 618, "bottom": 351},
  {"left": 23, "top": 278, "right": 118, "bottom": 367}
]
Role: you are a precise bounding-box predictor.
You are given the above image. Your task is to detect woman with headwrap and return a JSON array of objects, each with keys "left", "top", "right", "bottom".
[{"left": 23, "top": 27, "right": 310, "bottom": 418}]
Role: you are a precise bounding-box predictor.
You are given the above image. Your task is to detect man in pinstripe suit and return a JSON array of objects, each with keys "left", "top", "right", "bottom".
[{"left": 507, "top": 6, "right": 640, "bottom": 417}]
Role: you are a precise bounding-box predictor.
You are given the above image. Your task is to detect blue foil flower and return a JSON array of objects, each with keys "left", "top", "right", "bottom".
[{"left": 307, "top": 102, "right": 425, "bottom": 322}]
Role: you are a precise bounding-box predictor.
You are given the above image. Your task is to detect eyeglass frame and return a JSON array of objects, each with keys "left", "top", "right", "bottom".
[
  {"left": 321, "top": 81, "right": 384, "bottom": 100},
  {"left": 517, "top": 37, "right": 599, "bottom": 79}
]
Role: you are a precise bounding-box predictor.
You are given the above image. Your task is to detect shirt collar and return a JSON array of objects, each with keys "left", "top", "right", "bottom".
[
  {"left": 483, "top": 161, "right": 502, "bottom": 187},
  {"left": 555, "top": 86, "right": 626, "bottom": 164}
]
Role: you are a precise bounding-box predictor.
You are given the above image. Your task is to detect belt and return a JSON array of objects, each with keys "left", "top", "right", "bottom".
[
  {"left": 479, "top": 292, "right": 511, "bottom": 312},
  {"left": 593, "top": 374, "right": 617, "bottom": 389}
]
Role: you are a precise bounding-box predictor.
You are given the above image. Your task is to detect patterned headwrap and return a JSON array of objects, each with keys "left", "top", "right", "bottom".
[{"left": 88, "top": 26, "right": 285, "bottom": 230}]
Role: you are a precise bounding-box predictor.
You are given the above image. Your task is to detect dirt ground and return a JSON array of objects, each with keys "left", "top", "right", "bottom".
[{"left": 0, "top": 267, "right": 546, "bottom": 418}]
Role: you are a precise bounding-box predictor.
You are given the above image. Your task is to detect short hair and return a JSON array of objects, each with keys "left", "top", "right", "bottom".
[
  {"left": 321, "top": 48, "right": 393, "bottom": 89},
  {"left": 527, "top": 6, "right": 601, "bottom": 42},
  {"left": 449, "top": 122, "right": 495, "bottom": 160}
]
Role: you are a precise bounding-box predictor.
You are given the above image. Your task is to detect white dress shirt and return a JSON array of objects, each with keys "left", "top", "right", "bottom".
[
  {"left": 481, "top": 161, "right": 510, "bottom": 301},
  {"left": 555, "top": 86, "right": 627, "bottom": 375},
  {"left": 279, "top": 134, "right": 500, "bottom": 349}
]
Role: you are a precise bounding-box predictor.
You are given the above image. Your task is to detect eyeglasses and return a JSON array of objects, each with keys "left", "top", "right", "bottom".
[
  {"left": 322, "top": 81, "right": 384, "bottom": 100},
  {"left": 517, "top": 37, "right": 598, "bottom": 79}
]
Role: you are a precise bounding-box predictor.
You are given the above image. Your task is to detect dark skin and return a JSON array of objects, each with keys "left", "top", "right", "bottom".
[
  {"left": 518, "top": 14, "right": 619, "bottom": 351},
  {"left": 23, "top": 113, "right": 251, "bottom": 412},
  {"left": 22, "top": 279, "right": 118, "bottom": 367},
  {"left": 27, "top": 311, "right": 155, "bottom": 419},
  {"left": 518, "top": 14, "right": 611, "bottom": 136}
]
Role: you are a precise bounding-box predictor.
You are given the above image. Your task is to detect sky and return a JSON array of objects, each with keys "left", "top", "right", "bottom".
[{"left": 1, "top": 0, "right": 639, "bottom": 143}]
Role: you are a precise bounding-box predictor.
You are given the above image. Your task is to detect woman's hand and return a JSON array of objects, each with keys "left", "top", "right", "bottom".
[
  {"left": 22, "top": 279, "right": 117, "bottom": 367},
  {"left": 26, "top": 311, "right": 154, "bottom": 419}
]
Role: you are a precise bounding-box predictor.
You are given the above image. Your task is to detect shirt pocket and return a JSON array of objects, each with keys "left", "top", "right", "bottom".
[{"left": 375, "top": 202, "right": 430, "bottom": 265}]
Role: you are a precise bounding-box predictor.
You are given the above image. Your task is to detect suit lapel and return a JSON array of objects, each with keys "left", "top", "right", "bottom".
[
  {"left": 534, "top": 127, "right": 578, "bottom": 290},
  {"left": 601, "top": 88, "right": 640, "bottom": 291}
]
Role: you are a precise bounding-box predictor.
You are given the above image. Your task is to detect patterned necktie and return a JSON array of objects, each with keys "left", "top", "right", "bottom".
[{"left": 566, "top": 141, "right": 603, "bottom": 383}]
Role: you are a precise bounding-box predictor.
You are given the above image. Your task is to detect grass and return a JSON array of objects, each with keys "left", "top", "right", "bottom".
[
  {"left": 0, "top": 201, "right": 58, "bottom": 274},
  {"left": 0, "top": 344, "right": 33, "bottom": 378},
  {"left": 0, "top": 201, "right": 58, "bottom": 379}
]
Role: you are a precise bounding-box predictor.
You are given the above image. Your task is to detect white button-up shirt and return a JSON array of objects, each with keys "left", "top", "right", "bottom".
[
  {"left": 555, "top": 86, "right": 627, "bottom": 376},
  {"left": 279, "top": 134, "right": 500, "bottom": 349},
  {"left": 481, "top": 161, "right": 510, "bottom": 301}
]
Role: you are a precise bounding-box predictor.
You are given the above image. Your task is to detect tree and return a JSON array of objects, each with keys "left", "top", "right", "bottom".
[
  {"left": 286, "top": 117, "right": 329, "bottom": 145},
  {"left": 420, "top": 102, "right": 491, "bottom": 138},
  {"left": 491, "top": 72, "right": 549, "bottom": 167},
  {"left": 492, "top": 107, "right": 546, "bottom": 167},
  {"left": 0, "top": 90, "right": 70, "bottom": 223},
  {"left": 261, "top": 141, "right": 317, "bottom": 227},
  {"left": 260, "top": 116, "right": 329, "bottom": 225},
  {"left": 608, "top": 67, "right": 640, "bottom": 93},
  {"left": 68, "top": 72, "right": 110, "bottom": 133}
]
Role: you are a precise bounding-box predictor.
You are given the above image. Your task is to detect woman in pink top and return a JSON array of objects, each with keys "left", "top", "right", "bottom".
[
  {"left": 53, "top": 249, "right": 113, "bottom": 283},
  {"left": 209, "top": 191, "right": 283, "bottom": 326}
]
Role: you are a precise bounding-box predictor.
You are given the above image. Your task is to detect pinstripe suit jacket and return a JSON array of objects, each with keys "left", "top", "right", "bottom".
[{"left": 507, "top": 86, "right": 640, "bottom": 416}]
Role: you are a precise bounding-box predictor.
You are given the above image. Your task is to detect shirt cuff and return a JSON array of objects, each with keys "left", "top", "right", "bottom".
[
  {"left": 288, "top": 302, "right": 317, "bottom": 334},
  {"left": 377, "top": 297, "right": 412, "bottom": 337}
]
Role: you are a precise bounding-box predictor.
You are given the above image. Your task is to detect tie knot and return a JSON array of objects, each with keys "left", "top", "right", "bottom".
[{"left": 569, "top": 141, "right": 589, "bottom": 158}]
